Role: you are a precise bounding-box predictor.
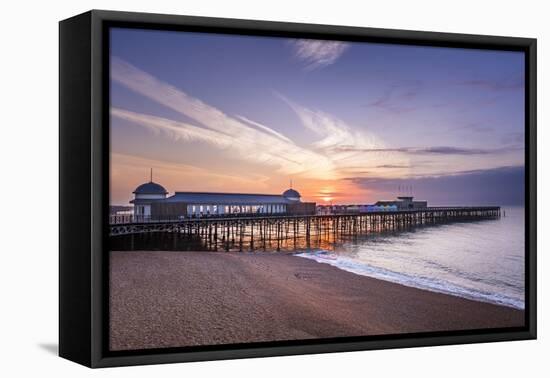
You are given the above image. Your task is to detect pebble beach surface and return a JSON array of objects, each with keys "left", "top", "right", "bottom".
[{"left": 110, "top": 251, "right": 524, "bottom": 351}]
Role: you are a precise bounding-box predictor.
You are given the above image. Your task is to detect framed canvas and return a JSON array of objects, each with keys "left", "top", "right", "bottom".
[{"left": 59, "top": 10, "right": 537, "bottom": 368}]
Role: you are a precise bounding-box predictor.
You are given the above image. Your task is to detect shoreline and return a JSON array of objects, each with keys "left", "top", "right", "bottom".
[
  {"left": 295, "top": 252, "right": 524, "bottom": 310},
  {"left": 110, "top": 251, "right": 524, "bottom": 351}
]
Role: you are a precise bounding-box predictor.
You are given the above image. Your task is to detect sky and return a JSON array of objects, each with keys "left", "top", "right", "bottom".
[{"left": 110, "top": 27, "right": 525, "bottom": 206}]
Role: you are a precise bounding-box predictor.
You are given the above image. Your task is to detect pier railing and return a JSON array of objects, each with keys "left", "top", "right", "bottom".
[{"left": 109, "top": 206, "right": 500, "bottom": 226}]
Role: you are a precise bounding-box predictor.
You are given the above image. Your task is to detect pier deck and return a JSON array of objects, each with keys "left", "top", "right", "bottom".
[{"left": 109, "top": 207, "right": 501, "bottom": 252}]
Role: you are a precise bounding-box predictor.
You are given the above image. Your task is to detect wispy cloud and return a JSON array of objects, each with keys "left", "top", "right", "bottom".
[
  {"left": 365, "top": 80, "right": 423, "bottom": 114},
  {"left": 457, "top": 75, "right": 524, "bottom": 91},
  {"left": 335, "top": 145, "right": 523, "bottom": 156},
  {"left": 235, "top": 115, "right": 293, "bottom": 143},
  {"left": 111, "top": 57, "right": 335, "bottom": 179},
  {"left": 346, "top": 165, "right": 524, "bottom": 182},
  {"left": 111, "top": 108, "right": 333, "bottom": 179},
  {"left": 289, "top": 39, "right": 349, "bottom": 70},
  {"left": 376, "top": 164, "right": 411, "bottom": 169},
  {"left": 112, "top": 108, "right": 234, "bottom": 148},
  {"left": 276, "top": 93, "right": 383, "bottom": 151},
  {"left": 277, "top": 93, "right": 411, "bottom": 178}
]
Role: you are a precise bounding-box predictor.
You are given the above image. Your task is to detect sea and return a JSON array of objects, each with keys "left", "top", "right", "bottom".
[{"left": 297, "top": 206, "right": 525, "bottom": 309}]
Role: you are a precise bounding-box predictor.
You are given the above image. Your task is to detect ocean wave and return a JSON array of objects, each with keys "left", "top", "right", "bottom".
[{"left": 295, "top": 250, "right": 524, "bottom": 310}]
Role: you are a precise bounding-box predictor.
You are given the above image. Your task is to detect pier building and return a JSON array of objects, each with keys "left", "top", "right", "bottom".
[{"left": 130, "top": 178, "right": 316, "bottom": 219}]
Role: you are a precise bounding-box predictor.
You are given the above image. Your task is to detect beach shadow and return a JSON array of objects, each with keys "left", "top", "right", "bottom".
[{"left": 38, "top": 343, "right": 58, "bottom": 355}]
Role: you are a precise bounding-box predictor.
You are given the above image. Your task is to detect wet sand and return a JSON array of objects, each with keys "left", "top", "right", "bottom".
[{"left": 110, "top": 251, "right": 524, "bottom": 351}]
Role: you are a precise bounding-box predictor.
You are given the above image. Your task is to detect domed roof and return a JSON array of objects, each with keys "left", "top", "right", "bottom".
[
  {"left": 283, "top": 188, "right": 301, "bottom": 200},
  {"left": 133, "top": 181, "right": 168, "bottom": 195}
]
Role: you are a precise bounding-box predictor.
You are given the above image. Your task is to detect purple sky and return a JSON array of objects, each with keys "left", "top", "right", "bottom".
[{"left": 110, "top": 28, "right": 525, "bottom": 206}]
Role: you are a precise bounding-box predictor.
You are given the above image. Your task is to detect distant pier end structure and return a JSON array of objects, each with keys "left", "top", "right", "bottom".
[
  {"left": 376, "top": 196, "right": 428, "bottom": 211},
  {"left": 129, "top": 179, "right": 316, "bottom": 219}
]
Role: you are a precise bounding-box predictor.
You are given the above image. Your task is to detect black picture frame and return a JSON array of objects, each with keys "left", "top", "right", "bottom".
[{"left": 59, "top": 9, "right": 537, "bottom": 368}]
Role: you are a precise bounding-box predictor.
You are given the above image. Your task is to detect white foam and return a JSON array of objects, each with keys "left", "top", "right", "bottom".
[{"left": 296, "top": 250, "right": 524, "bottom": 310}]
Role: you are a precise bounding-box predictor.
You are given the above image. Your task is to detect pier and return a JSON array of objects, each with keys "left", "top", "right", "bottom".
[{"left": 109, "top": 206, "right": 501, "bottom": 252}]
